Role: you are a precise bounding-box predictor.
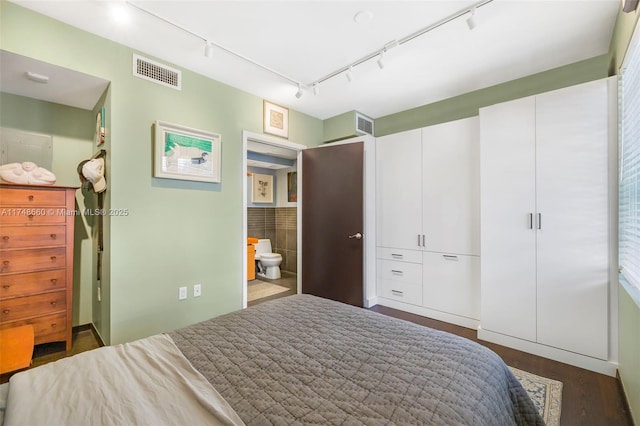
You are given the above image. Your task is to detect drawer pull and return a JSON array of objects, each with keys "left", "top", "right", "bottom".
[
  {"left": 51, "top": 279, "right": 58, "bottom": 285},
  {"left": 2, "top": 285, "right": 9, "bottom": 289},
  {"left": 391, "top": 270, "right": 404, "bottom": 275},
  {"left": 2, "top": 260, "right": 9, "bottom": 266},
  {"left": 51, "top": 256, "right": 57, "bottom": 261},
  {"left": 2, "top": 309, "right": 9, "bottom": 315},
  {"left": 391, "top": 253, "right": 403, "bottom": 259},
  {"left": 443, "top": 255, "right": 459, "bottom": 261},
  {"left": 50, "top": 234, "right": 57, "bottom": 239},
  {"left": 391, "top": 290, "right": 404, "bottom": 296},
  {"left": 28, "top": 214, "right": 34, "bottom": 220},
  {"left": 51, "top": 301, "right": 57, "bottom": 306},
  {"left": 51, "top": 323, "right": 57, "bottom": 328},
  {"left": 28, "top": 195, "right": 34, "bottom": 201},
  {"left": 2, "top": 236, "right": 8, "bottom": 242}
]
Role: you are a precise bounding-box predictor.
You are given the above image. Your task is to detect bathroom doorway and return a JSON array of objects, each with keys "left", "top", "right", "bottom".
[{"left": 242, "top": 131, "right": 305, "bottom": 307}]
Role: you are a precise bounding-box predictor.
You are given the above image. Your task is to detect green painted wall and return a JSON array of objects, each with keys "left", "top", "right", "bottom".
[
  {"left": 0, "top": 92, "right": 95, "bottom": 327},
  {"left": 609, "top": 6, "right": 640, "bottom": 424},
  {"left": 0, "top": 2, "right": 323, "bottom": 344},
  {"left": 374, "top": 55, "right": 609, "bottom": 136},
  {"left": 323, "top": 111, "right": 355, "bottom": 142}
]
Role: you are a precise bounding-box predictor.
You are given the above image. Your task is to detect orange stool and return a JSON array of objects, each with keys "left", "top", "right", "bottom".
[
  {"left": 247, "top": 238, "right": 258, "bottom": 281},
  {"left": 0, "top": 325, "right": 35, "bottom": 374}
]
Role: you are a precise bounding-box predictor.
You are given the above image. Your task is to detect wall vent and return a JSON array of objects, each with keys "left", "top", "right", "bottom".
[
  {"left": 132, "top": 54, "right": 181, "bottom": 90},
  {"left": 355, "top": 112, "right": 374, "bottom": 136}
]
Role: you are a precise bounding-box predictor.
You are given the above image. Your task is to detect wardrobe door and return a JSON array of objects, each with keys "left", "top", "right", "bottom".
[
  {"left": 422, "top": 117, "right": 480, "bottom": 255},
  {"left": 535, "top": 79, "right": 609, "bottom": 359},
  {"left": 479, "top": 97, "right": 537, "bottom": 342},
  {"left": 376, "top": 129, "right": 423, "bottom": 251}
]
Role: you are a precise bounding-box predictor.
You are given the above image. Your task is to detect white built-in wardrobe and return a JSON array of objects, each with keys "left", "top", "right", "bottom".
[
  {"left": 375, "top": 117, "right": 480, "bottom": 328},
  {"left": 375, "top": 76, "right": 617, "bottom": 375}
]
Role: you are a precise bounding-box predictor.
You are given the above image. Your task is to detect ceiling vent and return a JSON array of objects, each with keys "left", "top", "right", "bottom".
[
  {"left": 355, "top": 112, "right": 374, "bottom": 136},
  {"left": 132, "top": 54, "right": 181, "bottom": 90}
]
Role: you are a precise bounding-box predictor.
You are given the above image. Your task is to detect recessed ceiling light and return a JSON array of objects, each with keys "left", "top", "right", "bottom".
[{"left": 353, "top": 10, "right": 373, "bottom": 24}]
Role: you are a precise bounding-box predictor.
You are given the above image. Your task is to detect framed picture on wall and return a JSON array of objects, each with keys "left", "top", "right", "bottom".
[
  {"left": 263, "top": 101, "right": 289, "bottom": 138},
  {"left": 287, "top": 171, "right": 297, "bottom": 202},
  {"left": 252, "top": 173, "right": 274, "bottom": 203},
  {"left": 153, "top": 120, "right": 221, "bottom": 183}
]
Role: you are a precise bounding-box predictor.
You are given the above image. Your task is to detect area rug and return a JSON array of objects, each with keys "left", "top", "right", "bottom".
[
  {"left": 509, "top": 366, "right": 563, "bottom": 426},
  {"left": 247, "top": 280, "right": 290, "bottom": 302}
]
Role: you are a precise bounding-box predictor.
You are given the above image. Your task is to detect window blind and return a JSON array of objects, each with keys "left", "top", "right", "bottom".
[{"left": 620, "top": 22, "right": 640, "bottom": 291}]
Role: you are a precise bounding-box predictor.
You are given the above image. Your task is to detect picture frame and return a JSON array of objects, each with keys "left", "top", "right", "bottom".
[
  {"left": 287, "top": 171, "right": 297, "bottom": 202},
  {"left": 252, "top": 173, "right": 274, "bottom": 203},
  {"left": 263, "top": 100, "right": 289, "bottom": 138},
  {"left": 153, "top": 120, "right": 221, "bottom": 183}
]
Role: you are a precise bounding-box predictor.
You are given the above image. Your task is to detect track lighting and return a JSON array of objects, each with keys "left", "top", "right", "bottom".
[
  {"left": 346, "top": 66, "right": 354, "bottom": 82},
  {"left": 204, "top": 42, "right": 214, "bottom": 58},
  {"left": 466, "top": 8, "right": 477, "bottom": 30},
  {"left": 295, "top": 84, "right": 304, "bottom": 99},
  {"left": 313, "top": 83, "right": 320, "bottom": 96},
  {"left": 377, "top": 53, "right": 385, "bottom": 70}
]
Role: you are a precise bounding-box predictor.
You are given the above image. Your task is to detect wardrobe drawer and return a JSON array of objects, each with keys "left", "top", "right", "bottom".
[
  {"left": 379, "top": 279, "right": 422, "bottom": 305},
  {"left": 0, "top": 247, "right": 66, "bottom": 274},
  {"left": 422, "top": 252, "right": 480, "bottom": 320},
  {"left": 0, "top": 225, "right": 66, "bottom": 249},
  {"left": 376, "top": 247, "right": 422, "bottom": 263},
  {"left": 378, "top": 259, "right": 422, "bottom": 284},
  {"left": 0, "top": 269, "right": 66, "bottom": 299},
  {"left": 0, "top": 187, "right": 66, "bottom": 206},
  {"left": 0, "top": 291, "right": 66, "bottom": 322},
  {"left": 1, "top": 312, "right": 67, "bottom": 344}
]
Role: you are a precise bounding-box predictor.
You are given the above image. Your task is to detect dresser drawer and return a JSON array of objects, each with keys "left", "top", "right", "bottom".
[
  {"left": 0, "top": 210, "right": 66, "bottom": 226},
  {"left": 0, "top": 247, "right": 66, "bottom": 274},
  {"left": 1, "top": 269, "right": 66, "bottom": 299},
  {"left": 0, "top": 225, "right": 66, "bottom": 249},
  {"left": 1, "top": 312, "right": 67, "bottom": 344},
  {"left": 0, "top": 187, "right": 66, "bottom": 206},
  {"left": 377, "top": 247, "right": 422, "bottom": 263},
  {"left": 379, "top": 279, "right": 422, "bottom": 306},
  {"left": 1, "top": 291, "right": 66, "bottom": 322},
  {"left": 378, "top": 259, "right": 422, "bottom": 284}
]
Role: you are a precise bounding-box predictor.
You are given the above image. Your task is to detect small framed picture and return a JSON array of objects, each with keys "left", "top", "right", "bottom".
[
  {"left": 154, "top": 120, "right": 221, "bottom": 183},
  {"left": 252, "top": 173, "right": 274, "bottom": 203},
  {"left": 263, "top": 100, "right": 289, "bottom": 139}
]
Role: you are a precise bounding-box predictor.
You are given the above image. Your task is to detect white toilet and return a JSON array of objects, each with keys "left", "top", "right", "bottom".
[{"left": 254, "top": 239, "right": 282, "bottom": 279}]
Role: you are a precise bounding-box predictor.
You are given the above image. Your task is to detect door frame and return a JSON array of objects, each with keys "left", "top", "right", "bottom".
[{"left": 242, "top": 131, "right": 377, "bottom": 309}]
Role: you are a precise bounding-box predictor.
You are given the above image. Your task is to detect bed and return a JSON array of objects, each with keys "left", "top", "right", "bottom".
[{"left": 1, "top": 294, "right": 543, "bottom": 425}]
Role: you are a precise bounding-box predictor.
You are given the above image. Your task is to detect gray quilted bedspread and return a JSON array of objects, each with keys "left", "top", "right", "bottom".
[{"left": 170, "top": 294, "right": 543, "bottom": 425}]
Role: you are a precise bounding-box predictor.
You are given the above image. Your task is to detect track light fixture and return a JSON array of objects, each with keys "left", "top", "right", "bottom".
[
  {"left": 295, "top": 84, "right": 304, "bottom": 99},
  {"left": 377, "top": 53, "right": 385, "bottom": 70},
  {"left": 346, "top": 66, "right": 354, "bottom": 83},
  {"left": 313, "top": 83, "right": 320, "bottom": 96},
  {"left": 204, "top": 41, "right": 214, "bottom": 58},
  {"left": 466, "top": 8, "right": 477, "bottom": 30}
]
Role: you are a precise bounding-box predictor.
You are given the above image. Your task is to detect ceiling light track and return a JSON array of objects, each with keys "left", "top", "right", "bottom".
[
  {"left": 126, "top": 1, "right": 303, "bottom": 89},
  {"left": 312, "top": 0, "right": 493, "bottom": 87}
]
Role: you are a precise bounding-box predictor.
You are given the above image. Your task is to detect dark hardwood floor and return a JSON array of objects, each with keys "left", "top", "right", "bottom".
[
  {"left": 370, "top": 305, "right": 633, "bottom": 426},
  {"left": 3, "top": 303, "right": 633, "bottom": 426}
]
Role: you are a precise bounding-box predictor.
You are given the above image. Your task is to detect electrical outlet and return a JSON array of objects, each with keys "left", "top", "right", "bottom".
[
  {"left": 179, "top": 286, "right": 187, "bottom": 300},
  {"left": 194, "top": 284, "right": 202, "bottom": 297}
]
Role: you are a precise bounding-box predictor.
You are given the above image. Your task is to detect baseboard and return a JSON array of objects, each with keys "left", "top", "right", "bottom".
[
  {"left": 73, "top": 323, "right": 105, "bottom": 347},
  {"left": 478, "top": 327, "right": 618, "bottom": 377},
  {"left": 376, "top": 297, "right": 480, "bottom": 330},
  {"left": 364, "top": 296, "right": 378, "bottom": 308},
  {"left": 616, "top": 370, "right": 637, "bottom": 425}
]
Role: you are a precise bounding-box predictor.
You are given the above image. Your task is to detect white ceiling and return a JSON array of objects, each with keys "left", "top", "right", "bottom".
[{"left": 10, "top": 0, "right": 620, "bottom": 120}]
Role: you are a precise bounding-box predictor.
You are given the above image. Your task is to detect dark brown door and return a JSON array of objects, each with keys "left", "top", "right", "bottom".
[{"left": 302, "top": 142, "right": 364, "bottom": 307}]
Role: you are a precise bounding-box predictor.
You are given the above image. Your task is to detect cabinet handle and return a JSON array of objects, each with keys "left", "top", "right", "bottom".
[
  {"left": 391, "top": 253, "right": 403, "bottom": 259},
  {"left": 443, "top": 255, "right": 458, "bottom": 260},
  {"left": 2, "top": 309, "right": 9, "bottom": 314},
  {"left": 51, "top": 279, "right": 58, "bottom": 285},
  {"left": 417, "top": 234, "right": 421, "bottom": 247},
  {"left": 51, "top": 301, "right": 57, "bottom": 306},
  {"left": 28, "top": 195, "right": 34, "bottom": 201},
  {"left": 391, "top": 290, "right": 404, "bottom": 296},
  {"left": 28, "top": 214, "right": 34, "bottom": 220},
  {"left": 2, "top": 261, "right": 9, "bottom": 266},
  {"left": 51, "top": 323, "right": 57, "bottom": 328},
  {"left": 391, "top": 270, "right": 404, "bottom": 275},
  {"left": 537, "top": 213, "right": 542, "bottom": 230},
  {"left": 50, "top": 234, "right": 57, "bottom": 239},
  {"left": 2, "top": 236, "right": 8, "bottom": 242},
  {"left": 529, "top": 213, "right": 533, "bottom": 229},
  {"left": 422, "top": 235, "right": 426, "bottom": 247},
  {"left": 51, "top": 256, "right": 57, "bottom": 261},
  {"left": 2, "top": 285, "right": 9, "bottom": 289}
]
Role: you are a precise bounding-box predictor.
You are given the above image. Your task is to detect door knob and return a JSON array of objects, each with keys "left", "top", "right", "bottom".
[{"left": 348, "top": 232, "right": 363, "bottom": 240}]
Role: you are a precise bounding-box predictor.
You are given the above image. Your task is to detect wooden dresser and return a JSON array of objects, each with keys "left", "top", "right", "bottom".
[{"left": 0, "top": 184, "right": 77, "bottom": 351}]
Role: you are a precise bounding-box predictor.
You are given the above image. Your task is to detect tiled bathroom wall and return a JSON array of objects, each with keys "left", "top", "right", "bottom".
[{"left": 248, "top": 207, "right": 297, "bottom": 273}]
